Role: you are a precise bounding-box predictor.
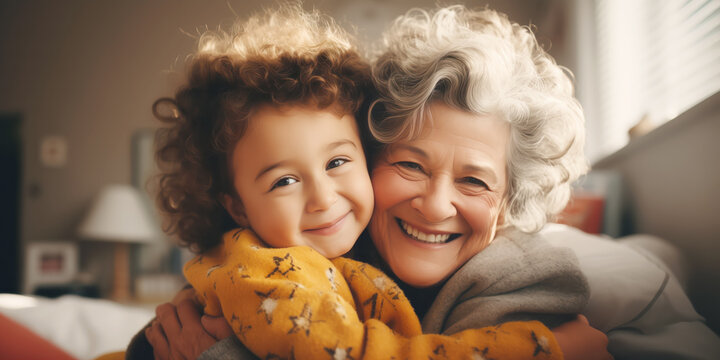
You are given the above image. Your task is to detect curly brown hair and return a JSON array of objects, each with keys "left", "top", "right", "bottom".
[{"left": 153, "top": 5, "right": 372, "bottom": 253}]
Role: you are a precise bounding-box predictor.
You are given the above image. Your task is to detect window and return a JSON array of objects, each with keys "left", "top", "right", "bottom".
[{"left": 575, "top": 0, "right": 720, "bottom": 161}]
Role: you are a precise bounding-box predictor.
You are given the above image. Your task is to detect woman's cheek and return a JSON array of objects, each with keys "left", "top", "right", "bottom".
[
  {"left": 461, "top": 197, "right": 502, "bottom": 257},
  {"left": 371, "top": 166, "right": 411, "bottom": 209},
  {"left": 468, "top": 201, "right": 494, "bottom": 231}
]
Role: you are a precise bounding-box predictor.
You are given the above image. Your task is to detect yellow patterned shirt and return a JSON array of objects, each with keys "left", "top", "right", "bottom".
[{"left": 184, "top": 228, "right": 564, "bottom": 360}]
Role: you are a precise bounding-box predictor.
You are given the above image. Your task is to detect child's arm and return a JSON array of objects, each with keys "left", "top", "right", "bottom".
[
  {"left": 185, "top": 229, "right": 566, "bottom": 360},
  {"left": 335, "top": 256, "right": 566, "bottom": 360},
  {"left": 148, "top": 298, "right": 612, "bottom": 360}
]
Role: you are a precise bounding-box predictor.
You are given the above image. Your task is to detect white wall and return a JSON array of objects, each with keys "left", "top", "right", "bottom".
[{"left": 594, "top": 92, "right": 720, "bottom": 334}]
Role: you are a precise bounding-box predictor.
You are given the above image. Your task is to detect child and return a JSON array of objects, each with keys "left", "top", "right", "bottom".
[{"left": 141, "top": 4, "right": 579, "bottom": 360}]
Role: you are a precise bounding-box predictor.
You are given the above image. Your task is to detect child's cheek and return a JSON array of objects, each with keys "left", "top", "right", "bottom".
[{"left": 347, "top": 168, "right": 374, "bottom": 225}]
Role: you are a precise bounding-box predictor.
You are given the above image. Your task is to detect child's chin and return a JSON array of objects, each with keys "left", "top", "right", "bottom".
[{"left": 325, "top": 246, "right": 353, "bottom": 259}]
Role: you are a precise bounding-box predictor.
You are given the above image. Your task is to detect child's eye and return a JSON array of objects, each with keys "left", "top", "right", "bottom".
[
  {"left": 270, "top": 177, "right": 298, "bottom": 191},
  {"left": 326, "top": 158, "right": 349, "bottom": 170},
  {"left": 394, "top": 161, "right": 424, "bottom": 172}
]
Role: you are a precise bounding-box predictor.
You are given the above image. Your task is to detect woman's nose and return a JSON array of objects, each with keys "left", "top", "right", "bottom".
[
  {"left": 305, "top": 176, "right": 338, "bottom": 213},
  {"left": 410, "top": 178, "right": 457, "bottom": 223}
]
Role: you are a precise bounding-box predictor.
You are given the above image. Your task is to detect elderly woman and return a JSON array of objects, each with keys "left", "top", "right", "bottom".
[
  {"left": 362, "top": 6, "right": 719, "bottom": 360},
  {"left": 362, "top": 5, "right": 588, "bottom": 320}
]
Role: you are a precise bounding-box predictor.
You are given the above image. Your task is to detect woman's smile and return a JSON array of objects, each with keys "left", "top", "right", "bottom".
[{"left": 396, "top": 218, "right": 460, "bottom": 244}]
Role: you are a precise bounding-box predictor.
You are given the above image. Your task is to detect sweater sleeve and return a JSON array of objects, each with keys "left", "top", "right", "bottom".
[
  {"left": 184, "top": 229, "right": 367, "bottom": 359},
  {"left": 185, "top": 229, "right": 564, "bottom": 360},
  {"left": 196, "top": 336, "right": 258, "bottom": 360},
  {"left": 335, "top": 256, "right": 564, "bottom": 360}
]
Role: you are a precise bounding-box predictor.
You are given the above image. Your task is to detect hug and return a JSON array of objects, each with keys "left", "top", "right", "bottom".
[{"left": 124, "top": 4, "right": 719, "bottom": 360}]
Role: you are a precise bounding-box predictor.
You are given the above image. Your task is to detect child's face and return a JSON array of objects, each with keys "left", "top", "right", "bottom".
[{"left": 225, "top": 103, "right": 374, "bottom": 258}]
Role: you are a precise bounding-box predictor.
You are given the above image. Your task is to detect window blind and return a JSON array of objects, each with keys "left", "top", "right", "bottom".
[{"left": 591, "top": 0, "right": 720, "bottom": 158}]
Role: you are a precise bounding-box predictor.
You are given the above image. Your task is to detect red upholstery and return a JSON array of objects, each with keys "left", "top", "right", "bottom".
[{"left": 0, "top": 312, "right": 76, "bottom": 360}]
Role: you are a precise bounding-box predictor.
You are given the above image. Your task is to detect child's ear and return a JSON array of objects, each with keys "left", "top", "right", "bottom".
[{"left": 221, "top": 193, "right": 249, "bottom": 228}]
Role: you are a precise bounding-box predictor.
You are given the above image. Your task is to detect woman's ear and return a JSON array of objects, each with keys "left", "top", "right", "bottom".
[{"left": 221, "top": 193, "right": 249, "bottom": 228}]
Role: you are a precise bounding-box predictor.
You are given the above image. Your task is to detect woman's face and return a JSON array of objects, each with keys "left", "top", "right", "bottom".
[{"left": 369, "top": 102, "right": 509, "bottom": 287}]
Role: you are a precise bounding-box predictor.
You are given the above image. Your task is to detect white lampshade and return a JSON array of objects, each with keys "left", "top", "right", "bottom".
[{"left": 78, "top": 184, "right": 159, "bottom": 243}]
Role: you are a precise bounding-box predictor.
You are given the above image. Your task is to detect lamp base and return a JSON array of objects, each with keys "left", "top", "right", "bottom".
[{"left": 111, "top": 242, "right": 131, "bottom": 301}]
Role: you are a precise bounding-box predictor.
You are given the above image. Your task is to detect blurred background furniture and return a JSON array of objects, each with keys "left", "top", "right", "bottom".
[{"left": 78, "top": 185, "right": 159, "bottom": 301}]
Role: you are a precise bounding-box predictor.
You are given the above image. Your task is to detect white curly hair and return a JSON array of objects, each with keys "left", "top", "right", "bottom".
[{"left": 369, "top": 5, "right": 588, "bottom": 233}]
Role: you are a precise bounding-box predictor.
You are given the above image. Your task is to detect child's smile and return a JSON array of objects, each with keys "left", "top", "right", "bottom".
[
  {"left": 303, "top": 211, "right": 351, "bottom": 236},
  {"left": 223, "top": 103, "right": 374, "bottom": 258}
]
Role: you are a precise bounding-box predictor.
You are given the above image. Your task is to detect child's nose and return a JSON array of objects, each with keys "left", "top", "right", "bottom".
[{"left": 305, "top": 177, "right": 338, "bottom": 213}]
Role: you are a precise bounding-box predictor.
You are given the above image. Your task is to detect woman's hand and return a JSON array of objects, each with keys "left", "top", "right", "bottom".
[
  {"left": 552, "top": 315, "right": 612, "bottom": 360},
  {"left": 170, "top": 286, "right": 199, "bottom": 305},
  {"left": 145, "top": 299, "right": 233, "bottom": 360}
]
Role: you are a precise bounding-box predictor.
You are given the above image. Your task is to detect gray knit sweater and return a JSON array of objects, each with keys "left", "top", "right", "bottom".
[{"left": 423, "top": 229, "right": 589, "bottom": 334}]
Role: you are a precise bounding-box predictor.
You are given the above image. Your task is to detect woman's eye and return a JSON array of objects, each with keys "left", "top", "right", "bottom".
[
  {"left": 461, "top": 177, "right": 488, "bottom": 188},
  {"left": 327, "top": 158, "right": 348, "bottom": 170},
  {"left": 270, "top": 177, "right": 298, "bottom": 190},
  {"left": 394, "top": 161, "right": 424, "bottom": 172}
]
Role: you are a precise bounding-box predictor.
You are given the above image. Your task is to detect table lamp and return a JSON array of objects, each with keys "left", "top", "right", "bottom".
[{"left": 77, "top": 184, "right": 159, "bottom": 301}]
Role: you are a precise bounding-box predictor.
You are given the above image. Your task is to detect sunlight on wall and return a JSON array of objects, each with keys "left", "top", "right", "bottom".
[{"left": 578, "top": 0, "right": 720, "bottom": 162}]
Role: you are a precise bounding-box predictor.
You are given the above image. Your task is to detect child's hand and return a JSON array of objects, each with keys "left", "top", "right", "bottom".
[
  {"left": 552, "top": 315, "right": 612, "bottom": 360},
  {"left": 145, "top": 299, "right": 225, "bottom": 360}
]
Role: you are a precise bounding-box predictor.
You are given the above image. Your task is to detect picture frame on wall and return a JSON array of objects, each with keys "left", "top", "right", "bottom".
[{"left": 24, "top": 241, "right": 78, "bottom": 294}]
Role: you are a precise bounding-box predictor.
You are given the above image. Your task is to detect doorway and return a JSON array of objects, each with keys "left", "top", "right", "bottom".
[{"left": 0, "top": 114, "right": 21, "bottom": 293}]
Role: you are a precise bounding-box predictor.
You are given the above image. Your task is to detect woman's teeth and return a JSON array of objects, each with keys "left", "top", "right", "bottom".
[{"left": 400, "top": 220, "right": 451, "bottom": 244}]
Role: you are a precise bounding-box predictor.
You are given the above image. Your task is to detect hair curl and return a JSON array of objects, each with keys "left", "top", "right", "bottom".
[
  {"left": 369, "top": 5, "right": 588, "bottom": 233},
  {"left": 154, "top": 4, "right": 371, "bottom": 252}
]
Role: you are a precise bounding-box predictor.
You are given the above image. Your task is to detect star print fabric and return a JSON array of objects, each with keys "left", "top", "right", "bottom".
[{"left": 184, "top": 229, "right": 564, "bottom": 360}]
